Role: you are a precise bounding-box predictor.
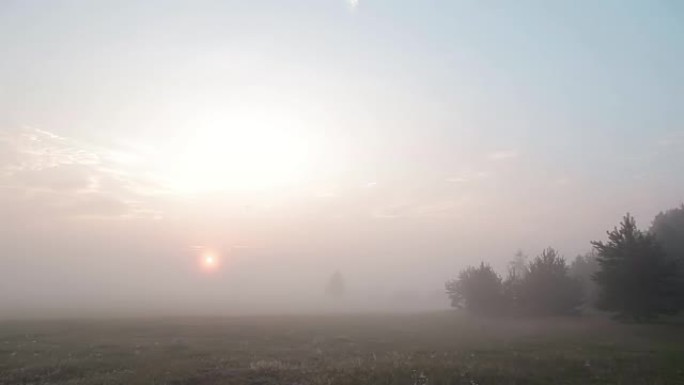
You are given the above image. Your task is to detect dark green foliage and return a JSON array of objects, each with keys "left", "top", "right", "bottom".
[
  {"left": 650, "top": 204, "right": 684, "bottom": 262},
  {"left": 503, "top": 251, "right": 528, "bottom": 315},
  {"left": 592, "top": 214, "right": 681, "bottom": 321},
  {"left": 518, "top": 248, "right": 583, "bottom": 315},
  {"left": 502, "top": 272, "right": 524, "bottom": 315},
  {"left": 507, "top": 250, "right": 529, "bottom": 279},
  {"left": 450, "top": 250, "right": 583, "bottom": 316},
  {"left": 570, "top": 251, "right": 600, "bottom": 308},
  {"left": 650, "top": 205, "right": 684, "bottom": 308},
  {"left": 445, "top": 263, "right": 504, "bottom": 315}
]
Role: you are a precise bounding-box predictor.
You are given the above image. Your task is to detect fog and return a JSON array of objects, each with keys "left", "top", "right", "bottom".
[{"left": 1, "top": 0, "right": 682, "bottom": 319}]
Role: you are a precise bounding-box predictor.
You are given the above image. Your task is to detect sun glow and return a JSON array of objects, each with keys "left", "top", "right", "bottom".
[
  {"left": 166, "top": 108, "right": 319, "bottom": 194},
  {"left": 201, "top": 252, "right": 219, "bottom": 271}
]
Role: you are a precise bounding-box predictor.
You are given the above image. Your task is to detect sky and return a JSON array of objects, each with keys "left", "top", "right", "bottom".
[{"left": 1, "top": 0, "right": 683, "bottom": 317}]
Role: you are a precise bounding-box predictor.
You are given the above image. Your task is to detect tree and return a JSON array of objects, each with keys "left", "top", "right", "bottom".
[
  {"left": 592, "top": 214, "right": 681, "bottom": 321},
  {"left": 507, "top": 250, "right": 529, "bottom": 279},
  {"left": 518, "top": 248, "right": 582, "bottom": 315},
  {"left": 445, "top": 262, "right": 504, "bottom": 316},
  {"left": 569, "top": 251, "right": 600, "bottom": 308},
  {"left": 650, "top": 204, "right": 684, "bottom": 308},
  {"left": 651, "top": 204, "right": 684, "bottom": 262},
  {"left": 325, "top": 270, "right": 345, "bottom": 299},
  {"left": 503, "top": 251, "right": 528, "bottom": 314}
]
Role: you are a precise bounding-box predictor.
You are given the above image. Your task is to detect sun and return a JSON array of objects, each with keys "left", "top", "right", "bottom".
[{"left": 201, "top": 253, "right": 219, "bottom": 271}]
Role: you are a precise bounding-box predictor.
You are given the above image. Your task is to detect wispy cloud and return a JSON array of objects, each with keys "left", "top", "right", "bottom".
[
  {"left": 348, "top": 0, "right": 359, "bottom": 10},
  {"left": 0, "top": 128, "right": 99, "bottom": 172},
  {"left": 0, "top": 128, "right": 163, "bottom": 219}
]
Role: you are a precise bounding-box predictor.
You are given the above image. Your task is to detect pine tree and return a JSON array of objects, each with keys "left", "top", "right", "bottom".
[
  {"left": 503, "top": 251, "right": 528, "bottom": 314},
  {"left": 569, "top": 251, "right": 600, "bottom": 308},
  {"left": 650, "top": 205, "right": 684, "bottom": 309},
  {"left": 650, "top": 204, "right": 684, "bottom": 263},
  {"left": 592, "top": 214, "right": 681, "bottom": 321}
]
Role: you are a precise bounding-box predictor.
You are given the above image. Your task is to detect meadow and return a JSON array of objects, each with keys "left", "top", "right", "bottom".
[{"left": 1, "top": 312, "right": 683, "bottom": 384}]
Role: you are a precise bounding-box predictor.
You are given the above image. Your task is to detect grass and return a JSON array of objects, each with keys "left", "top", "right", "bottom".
[{"left": 1, "top": 312, "right": 683, "bottom": 384}]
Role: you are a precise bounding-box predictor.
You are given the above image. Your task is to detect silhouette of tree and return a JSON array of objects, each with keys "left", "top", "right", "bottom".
[
  {"left": 592, "top": 214, "right": 681, "bottom": 321},
  {"left": 325, "top": 270, "right": 345, "bottom": 299},
  {"left": 651, "top": 205, "right": 684, "bottom": 262},
  {"left": 503, "top": 250, "right": 528, "bottom": 314},
  {"left": 518, "top": 248, "right": 582, "bottom": 315},
  {"left": 650, "top": 204, "right": 684, "bottom": 308},
  {"left": 569, "top": 251, "right": 600, "bottom": 308},
  {"left": 445, "top": 262, "right": 504, "bottom": 316},
  {"left": 507, "top": 250, "right": 529, "bottom": 279}
]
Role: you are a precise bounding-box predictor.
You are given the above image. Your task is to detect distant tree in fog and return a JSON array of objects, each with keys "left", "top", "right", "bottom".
[
  {"left": 518, "top": 248, "right": 582, "bottom": 315},
  {"left": 325, "top": 270, "right": 345, "bottom": 299},
  {"left": 593, "top": 214, "right": 681, "bottom": 321},
  {"left": 650, "top": 205, "right": 684, "bottom": 309},
  {"left": 448, "top": 251, "right": 583, "bottom": 317},
  {"left": 650, "top": 205, "right": 684, "bottom": 263},
  {"left": 445, "top": 263, "right": 504, "bottom": 316},
  {"left": 503, "top": 250, "right": 528, "bottom": 314},
  {"left": 569, "top": 251, "right": 600, "bottom": 309},
  {"left": 508, "top": 250, "right": 529, "bottom": 278}
]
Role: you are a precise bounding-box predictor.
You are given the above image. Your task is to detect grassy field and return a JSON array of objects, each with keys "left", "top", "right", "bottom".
[{"left": 1, "top": 312, "right": 683, "bottom": 384}]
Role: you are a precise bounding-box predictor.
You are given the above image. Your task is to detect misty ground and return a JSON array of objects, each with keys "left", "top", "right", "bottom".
[{"left": 1, "top": 312, "right": 683, "bottom": 385}]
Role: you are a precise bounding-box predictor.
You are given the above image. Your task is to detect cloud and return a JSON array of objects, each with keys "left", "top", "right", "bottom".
[
  {"left": 11, "top": 164, "right": 95, "bottom": 192},
  {"left": 348, "top": 0, "right": 359, "bottom": 10},
  {"left": 0, "top": 128, "right": 162, "bottom": 220},
  {"left": 487, "top": 149, "right": 519, "bottom": 161},
  {"left": 0, "top": 128, "right": 100, "bottom": 171}
]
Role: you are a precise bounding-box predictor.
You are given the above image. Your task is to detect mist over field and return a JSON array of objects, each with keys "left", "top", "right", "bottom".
[
  {"left": 3, "top": 1, "right": 684, "bottom": 384},
  {"left": 1, "top": 0, "right": 682, "bottom": 319}
]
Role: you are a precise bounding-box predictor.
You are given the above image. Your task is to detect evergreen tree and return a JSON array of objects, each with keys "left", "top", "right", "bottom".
[
  {"left": 650, "top": 205, "right": 684, "bottom": 308},
  {"left": 592, "top": 214, "right": 681, "bottom": 321},
  {"left": 569, "top": 251, "right": 600, "bottom": 308},
  {"left": 650, "top": 204, "right": 684, "bottom": 263},
  {"left": 507, "top": 250, "right": 529, "bottom": 279},
  {"left": 503, "top": 251, "right": 528, "bottom": 314}
]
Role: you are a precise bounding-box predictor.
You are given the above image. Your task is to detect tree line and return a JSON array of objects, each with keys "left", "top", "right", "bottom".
[{"left": 446, "top": 205, "right": 684, "bottom": 322}]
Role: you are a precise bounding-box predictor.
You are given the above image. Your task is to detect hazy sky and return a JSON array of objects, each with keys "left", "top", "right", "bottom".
[{"left": 1, "top": 0, "right": 682, "bottom": 316}]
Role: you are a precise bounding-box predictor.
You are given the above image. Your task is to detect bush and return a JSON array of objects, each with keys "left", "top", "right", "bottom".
[{"left": 445, "top": 263, "right": 505, "bottom": 316}]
